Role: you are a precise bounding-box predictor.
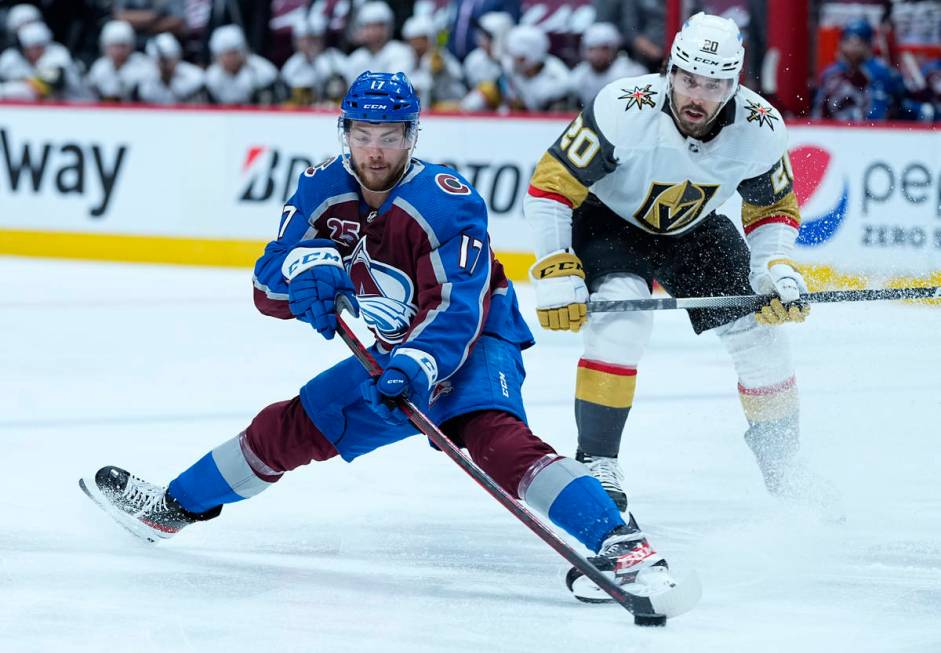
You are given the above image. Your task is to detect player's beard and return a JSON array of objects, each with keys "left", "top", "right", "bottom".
[
  {"left": 671, "top": 95, "right": 722, "bottom": 138},
  {"left": 353, "top": 154, "right": 409, "bottom": 192}
]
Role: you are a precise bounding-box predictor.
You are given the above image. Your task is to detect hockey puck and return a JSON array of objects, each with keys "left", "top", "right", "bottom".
[{"left": 634, "top": 614, "right": 667, "bottom": 627}]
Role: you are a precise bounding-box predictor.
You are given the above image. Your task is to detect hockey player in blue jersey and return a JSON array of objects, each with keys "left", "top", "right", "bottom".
[{"left": 79, "top": 71, "right": 682, "bottom": 605}]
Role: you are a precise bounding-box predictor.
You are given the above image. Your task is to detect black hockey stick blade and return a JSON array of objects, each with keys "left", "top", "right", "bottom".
[
  {"left": 332, "top": 295, "right": 697, "bottom": 619},
  {"left": 588, "top": 286, "right": 941, "bottom": 313}
]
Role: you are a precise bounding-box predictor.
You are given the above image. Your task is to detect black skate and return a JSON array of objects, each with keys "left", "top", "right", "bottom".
[
  {"left": 79, "top": 466, "right": 220, "bottom": 543},
  {"left": 577, "top": 449, "right": 628, "bottom": 511},
  {"left": 566, "top": 514, "right": 701, "bottom": 620}
]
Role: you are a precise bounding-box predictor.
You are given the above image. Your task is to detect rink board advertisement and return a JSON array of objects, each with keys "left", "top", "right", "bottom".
[{"left": 1, "top": 102, "right": 939, "bottom": 282}]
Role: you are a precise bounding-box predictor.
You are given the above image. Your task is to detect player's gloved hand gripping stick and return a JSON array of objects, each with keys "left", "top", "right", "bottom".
[{"left": 333, "top": 295, "right": 697, "bottom": 623}]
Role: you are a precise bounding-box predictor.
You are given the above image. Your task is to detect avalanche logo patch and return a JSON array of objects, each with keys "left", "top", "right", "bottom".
[
  {"left": 347, "top": 238, "right": 417, "bottom": 343},
  {"left": 789, "top": 145, "right": 848, "bottom": 247},
  {"left": 618, "top": 84, "right": 657, "bottom": 111},
  {"left": 435, "top": 173, "right": 471, "bottom": 195},
  {"left": 745, "top": 99, "right": 779, "bottom": 130}
]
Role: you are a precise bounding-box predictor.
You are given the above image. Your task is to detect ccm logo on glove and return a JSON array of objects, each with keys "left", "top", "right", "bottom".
[{"left": 282, "top": 246, "right": 344, "bottom": 280}]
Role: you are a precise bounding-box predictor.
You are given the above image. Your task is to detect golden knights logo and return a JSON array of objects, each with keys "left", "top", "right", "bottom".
[
  {"left": 745, "top": 99, "right": 779, "bottom": 130},
  {"left": 633, "top": 180, "right": 720, "bottom": 232},
  {"left": 618, "top": 84, "right": 657, "bottom": 111}
]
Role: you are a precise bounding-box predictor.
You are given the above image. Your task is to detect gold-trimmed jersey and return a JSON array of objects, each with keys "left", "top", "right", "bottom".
[{"left": 524, "top": 73, "right": 801, "bottom": 258}]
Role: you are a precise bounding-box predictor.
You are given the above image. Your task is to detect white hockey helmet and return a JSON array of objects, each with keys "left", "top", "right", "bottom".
[
  {"left": 581, "top": 22, "right": 621, "bottom": 51},
  {"left": 402, "top": 14, "right": 435, "bottom": 41},
  {"left": 209, "top": 24, "right": 247, "bottom": 56},
  {"left": 308, "top": 11, "right": 328, "bottom": 36},
  {"left": 356, "top": 1, "right": 394, "bottom": 27},
  {"left": 146, "top": 32, "right": 181, "bottom": 60},
  {"left": 100, "top": 20, "right": 135, "bottom": 48},
  {"left": 669, "top": 12, "right": 743, "bottom": 81},
  {"left": 17, "top": 20, "right": 51, "bottom": 48},
  {"left": 504, "top": 25, "right": 548, "bottom": 66},
  {"left": 7, "top": 4, "right": 41, "bottom": 36}
]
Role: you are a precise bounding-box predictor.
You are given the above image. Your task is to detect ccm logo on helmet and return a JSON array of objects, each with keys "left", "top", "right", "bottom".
[
  {"left": 362, "top": 104, "right": 388, "bottom": 109},
  {"left": 435, "top": 173, "right": 471, "bottom": 195}
]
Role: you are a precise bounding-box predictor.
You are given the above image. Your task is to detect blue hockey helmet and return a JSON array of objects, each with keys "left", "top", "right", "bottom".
[
  {"left": 841, "top": 18, "right": 874, "bottom": 44},
  {"left": 340, "top": 71, "right": 421, "bottom": 124}
]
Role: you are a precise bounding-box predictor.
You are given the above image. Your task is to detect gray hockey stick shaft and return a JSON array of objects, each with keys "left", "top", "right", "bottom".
[
  {"left": 588, "top": 286, "right": 941, "bottom": 313},
  {"left": 332, "top": 295, "right": 658, "bottom": 618}
]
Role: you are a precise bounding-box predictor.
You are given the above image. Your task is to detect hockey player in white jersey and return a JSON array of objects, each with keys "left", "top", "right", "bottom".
[
  {"left": 280, "top": 12, "right": 348, "bottom": 106},
  {"left": 344, "top": 2, "right": 413, "bottom": 83},
  {"left": 137, "top": 33, "right": 206, "bottom": 104},
  {"left": 460, "top": 11, "right": 512, "bottom": 112},
  {"left": 524, "top": 13, "right": 836, "bottom": 513},
  {"left": 205, "top": 24, "right": 280, "bottom": 106},
  {"left": 0, "top": 21, "right": 84, "bottom": 100},
  {"left": 503, "top": 25, "right": 572, "bottom": 111},
  {"left": 569, "top": 22, "right": 646, "bottom": 109},
  {"left": 402, "top": 13, "right": 466, "bottom": 109},
  {"left": 87, "top": 21, "right": 153, "bottom": 102}
]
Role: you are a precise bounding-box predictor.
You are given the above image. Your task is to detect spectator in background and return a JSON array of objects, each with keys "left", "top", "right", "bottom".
[
  {"left": 281, "top": 11, "right": 348, "bottom": 107},
  {"left": 0, "top": 20, "right": 85, "bottom": 100},
  {"left": 402, "top": 13, "right": 466, "bottom": 109},
  {"left": 812, "top": 18, "right": 906, "bottom": 120},
  {"left": 447, "top": 0, "right": 520, "bottom": 62},
  {"left": 137, "top": 32, "right": 205, "bottom": 104},
  {"left": 460, "top": 10, "right": 513, "bottom": 111},
  {"left": 345, "top": 1, "right": 412, "bottom": 83},
  {"left": 205, "top": 24, "right": 280, "bottom": 106},
  {"left": 87, "top": 20, "right": 153, "bottom": 102},
  {"left": 113, "top": 0, "right": 186, "bottom": 43},
  {"left": 592, "top": 0, "right": 665, "bottom": 71},
  {"left": 569, "top": 22, "right": 646, "bottom": 108},
  {"left": 502, "top": 24, "right": 571, "bottom": 111}
]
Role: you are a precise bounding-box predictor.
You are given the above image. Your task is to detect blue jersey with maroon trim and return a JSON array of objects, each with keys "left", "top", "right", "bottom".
[{"left": 252, "top": 155, "right": 534, "bottom": 383}]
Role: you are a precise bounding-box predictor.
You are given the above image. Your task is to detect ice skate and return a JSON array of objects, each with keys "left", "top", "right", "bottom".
[
  {"left": 745, "top": 420, "right": 845, "bottom": 522},
  {"left": 79, "top": 466, "right": 220, "bottom": 543},
  {"left": 565, "top": 514, "right": 701, "bottom": 618},
  {"left": 576, "top": 449, "right": 628, "bottom": 511}
]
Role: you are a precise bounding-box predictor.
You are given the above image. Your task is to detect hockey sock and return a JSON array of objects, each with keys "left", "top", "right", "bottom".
[
  {"left": 519, "top": 456, "right": 624, "bottom": 553},
  {"left": 574, "top": 358, "right": 637, "bottom": 457},
  {"left": 168, "top": 432, "right": 281, "bottom": 514}
]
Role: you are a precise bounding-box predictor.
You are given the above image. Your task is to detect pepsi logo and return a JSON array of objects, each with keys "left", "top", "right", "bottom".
[{"left": 789, "top": 145, "right": 848, "bottom": 247}]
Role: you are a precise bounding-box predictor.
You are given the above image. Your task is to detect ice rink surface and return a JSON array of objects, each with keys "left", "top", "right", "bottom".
[{"left": 1, "top": 256, "right": 939, "bottom": 653}]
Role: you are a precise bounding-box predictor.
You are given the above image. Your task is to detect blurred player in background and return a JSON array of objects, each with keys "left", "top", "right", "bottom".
[
  {"left": 570, "top": 22, "right": 646, "bottom": 109},
  {"left": 502, "top": 24, "right": 571, "bottom": 111},
  {"left": 80, "top": 70, "right": 696, "bottom": 608},
  {"left": 460, "top": 11, "right": 513, "bottom": 111},
  {"left": 524, "top": 13, "right": 839, "bottom": 515},
  {"left": 281, "top": 12, "right": 348, "bottom": 107},
  {"left": 137, "top": 33, "right": 206, "bottom": 104},
  {"left": 0, "top": 20, "right": 84, "bottom": 101},
  {"left": 345, "top": 2, "right": 412, "bottom": 83},
  {"left": 402, "top": 13, "right": 466, "bottom": 109},
  {"left": 87, "top": 20, "right": 152, "bottom": 102},
  {"left": 205, "top": 24, "right": 280, "bottom": 106}
]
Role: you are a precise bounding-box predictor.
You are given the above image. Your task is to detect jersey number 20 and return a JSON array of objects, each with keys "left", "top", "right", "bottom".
[{"left": 559, "top": 114, "right": 600, "bottom": 168}]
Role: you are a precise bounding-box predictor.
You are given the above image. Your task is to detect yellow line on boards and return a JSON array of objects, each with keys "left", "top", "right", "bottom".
[{"left": 1, "top": 230, "right": 937, "bottom": 298}]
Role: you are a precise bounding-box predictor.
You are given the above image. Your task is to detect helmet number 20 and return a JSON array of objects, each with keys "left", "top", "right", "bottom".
[{"left": 559, "top": 114, "right": 600, "bottom": 168}]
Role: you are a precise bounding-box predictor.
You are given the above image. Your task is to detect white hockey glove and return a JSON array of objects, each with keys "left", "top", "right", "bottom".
[
  {"left": 749, "top": 258, "right": 811, "bottom": 326},
  {"left": 529, "top": 250, "right": 589, "bottom": 332}
]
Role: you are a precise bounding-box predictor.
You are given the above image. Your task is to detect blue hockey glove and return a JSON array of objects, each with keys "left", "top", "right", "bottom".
[
  {"left": 360, "top": 351, "right": 436, "bottom": 425},
  {"left": 282, "top": 239, "right": 358, "bottom": 340}
]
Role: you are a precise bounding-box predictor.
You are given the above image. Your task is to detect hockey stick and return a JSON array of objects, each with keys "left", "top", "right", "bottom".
[
  {"left": 332, "top": 296, "right": 666, "bottom": 621},
  {"left": 588, "top": 286, "right": 941, "bottom": 313}
]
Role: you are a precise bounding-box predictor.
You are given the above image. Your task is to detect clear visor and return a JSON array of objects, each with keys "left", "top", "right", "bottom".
[
  {"left": 340, "top": 121, "right": 417, "bottom": 150},
  {"left": 670, "top": 69, "right": 735, "bottom": 102}
]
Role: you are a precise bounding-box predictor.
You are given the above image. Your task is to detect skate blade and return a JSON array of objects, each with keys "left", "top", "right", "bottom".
[
  {"left": 570, "top": 569, "right": 702, "bottom": 618},
  {"left": 79, "top": 477, "right": 170, "bottom": 544}
]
